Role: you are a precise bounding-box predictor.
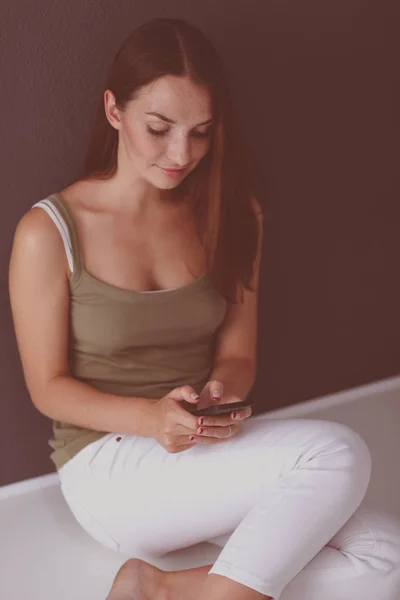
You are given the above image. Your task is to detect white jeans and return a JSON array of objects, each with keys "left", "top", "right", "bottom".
[{"left": 58, "top": 413, "right": 400, "bottom": 599}]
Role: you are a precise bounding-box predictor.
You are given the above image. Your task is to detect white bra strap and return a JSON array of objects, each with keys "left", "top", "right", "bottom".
[{"left": 31, "top": 199, "right": 74, "bottom": 273}]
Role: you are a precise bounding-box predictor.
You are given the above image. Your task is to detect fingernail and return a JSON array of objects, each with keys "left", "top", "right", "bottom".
[
  {"left": 213, "top": 393, "right": 221, "bottom": 400},
  {"left": 191, "top": 393, "right": 199, "bottom": 400}
]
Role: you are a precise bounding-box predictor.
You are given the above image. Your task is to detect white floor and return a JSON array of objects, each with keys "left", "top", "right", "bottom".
[{"left": 1, "top": 376, "right": 399, "bottom": 600}]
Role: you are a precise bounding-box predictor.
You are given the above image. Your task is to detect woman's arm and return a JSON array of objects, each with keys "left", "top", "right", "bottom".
[
  {"left": 206, "top": 195, "right": 263, "bottom": 402},
  {"left": 38, "top": 374, "right": 158, "bottom": 437},
  {"left": 8, "top": 208, "right": 158, "bottom": 438},
  {"left": 208, "top": 357, "right": 256, "bottom": 401}
]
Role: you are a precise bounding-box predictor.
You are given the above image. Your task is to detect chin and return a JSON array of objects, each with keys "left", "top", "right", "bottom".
[
  {"left": 151, "top": 170, "right": 188, "bottom": 187},
  {"left": 154, "top": 179, "right": 182, "bottom": 189}
]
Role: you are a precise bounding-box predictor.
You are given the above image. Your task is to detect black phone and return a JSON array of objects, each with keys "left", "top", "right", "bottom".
[{"left": 181, "top": 400, "right": 254, "bottom": 417}]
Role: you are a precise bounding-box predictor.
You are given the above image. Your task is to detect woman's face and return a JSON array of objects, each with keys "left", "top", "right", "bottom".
[{"left": 105, "top": 75, "right": 213, "bottom": 189}]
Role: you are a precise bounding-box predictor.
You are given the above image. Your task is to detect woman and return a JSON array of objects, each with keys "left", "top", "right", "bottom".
[{"left": 9, "top": 17, "right": 400, "bottom": 600}]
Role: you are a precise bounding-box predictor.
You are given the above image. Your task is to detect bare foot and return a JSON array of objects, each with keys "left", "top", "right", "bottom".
[{"left": 105, "top": 558, "right": 167, "bottom": 600}]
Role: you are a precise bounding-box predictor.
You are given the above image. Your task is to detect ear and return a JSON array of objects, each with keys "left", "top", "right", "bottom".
[{"left": 104, "top": 89, "right": 121, "bottom": 131}]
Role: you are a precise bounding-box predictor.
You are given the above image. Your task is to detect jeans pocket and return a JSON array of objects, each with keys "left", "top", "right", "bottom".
[{"left": 61, "top": 485, "right": 120, "bottom": 553}]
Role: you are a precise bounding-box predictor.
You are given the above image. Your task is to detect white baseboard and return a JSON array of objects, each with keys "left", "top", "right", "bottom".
[
  {"left": 0, "top": 472, "right": 59, "bottom": 501},
  {"left": 1, "top": 374, "right": 399, "bottom": 501},
  {"left": 264, "top": 373, "right": 400, "bottom": 419}
]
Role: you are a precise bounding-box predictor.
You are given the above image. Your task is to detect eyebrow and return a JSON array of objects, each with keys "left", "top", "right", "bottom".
[{"left": 145, "top": 112, "right": 213, "bottom": 127}]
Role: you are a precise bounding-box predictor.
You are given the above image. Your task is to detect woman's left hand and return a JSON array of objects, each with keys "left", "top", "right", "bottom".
[{"left": 191, "top": 380, "right": 252, "bottom": 445}]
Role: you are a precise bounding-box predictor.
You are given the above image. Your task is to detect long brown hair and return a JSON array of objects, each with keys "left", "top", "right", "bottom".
[{"left": 83, "top": 17, "right": 264, "bottom": 304}]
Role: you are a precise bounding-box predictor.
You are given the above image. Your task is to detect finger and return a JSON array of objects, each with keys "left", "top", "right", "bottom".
[
  {"left": 231, "top": 407, "right": 252, "bottom": 421},
  {"left": 174, "top": 404, "right": 203, "bottom": 432},
  {"left": 178, "top": 437, "right": 198, "bottom": 449},
  {"left": 197, "top": 414, "right": 238, "bottom": 427},
  {"left": 194, "top": 408, "right": 251, "bottom": 429},
  {"left": 167, "top": 385, "right": 200, "bottom": 405},
  {"left": 240, "top": 407, "right": 253, "bottom": 419},
  {"left": 196, "top": 424, "right": 238, "bottom": 439},
  {"left": 193, "top": 428, "right": 238, "bottom": 444},
  {"left": 179, "top": 385, "right": 202, "bottom": 404},
  {"left": 168, "top": 387, "right": 202, "bottom": 430},
  {"left": 210, "top": 380, "right": 223, "bottom": 402},
  {"left": 193, "top": 436, "right": 226, "bottom": 445},
  {"left": 167, "top": 439, "right": 197, "bottom": 453},
  {"left": 173, "top": 421, "right": 200, "bottom": 436}
]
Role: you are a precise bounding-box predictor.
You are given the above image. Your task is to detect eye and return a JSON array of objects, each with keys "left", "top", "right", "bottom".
[
  {"left": 147, "top": 127, "right": 167, "bottom": 137},
  {"left": 146, "top": 126, "right": 212, "bottom": 138},
  {"left": 192, "top": 130, "right": 212, "bottom": 138}
]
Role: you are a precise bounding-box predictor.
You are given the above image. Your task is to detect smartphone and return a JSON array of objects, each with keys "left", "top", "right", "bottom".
[{"left": 182, "top": 400, "right": 254, "bottom": 417}]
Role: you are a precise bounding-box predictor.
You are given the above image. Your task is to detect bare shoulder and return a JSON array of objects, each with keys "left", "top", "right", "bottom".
[
  {"left": 13, "top": 176, "right": 92, "bottom": 249},
  {"left": 11, "top": 204, "right": 70, "bottom": 277},
  {"left": 14, "top": 205, "right": 64, "bottom": 252}
]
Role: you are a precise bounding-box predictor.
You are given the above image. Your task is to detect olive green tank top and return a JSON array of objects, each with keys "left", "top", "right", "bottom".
[{"left": 31, "top": 193, "right": 228, "bottom": 471}]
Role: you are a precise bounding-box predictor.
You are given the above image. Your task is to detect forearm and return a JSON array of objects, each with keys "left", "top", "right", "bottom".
[
  {"left": 36, "top": 375, "right": 159, "bottom": 438},
  {"left": 209, "top": 357, "right": 256, "bottom": 401}
]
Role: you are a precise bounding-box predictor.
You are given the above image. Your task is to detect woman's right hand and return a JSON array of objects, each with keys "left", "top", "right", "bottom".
[{"left": 151, "top": 386, "right": 202, "bottom": 453}]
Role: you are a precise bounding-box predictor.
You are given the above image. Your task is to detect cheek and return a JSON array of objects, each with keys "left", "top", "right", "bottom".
[
  {"left": 141, "top": 138, "right": 161, "bottom": 160},
  {"left": 128, "top": 129, "right": 161, "bottom": 160}
]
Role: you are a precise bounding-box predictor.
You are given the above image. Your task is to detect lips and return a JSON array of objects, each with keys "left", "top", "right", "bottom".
[{"left": 159, "top": 166, "right": 185, "bottom": 172}]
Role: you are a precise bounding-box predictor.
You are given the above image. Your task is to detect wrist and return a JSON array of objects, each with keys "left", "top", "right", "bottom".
[{"left": 144, "top": 398, "right": 162, "bottom": 440}]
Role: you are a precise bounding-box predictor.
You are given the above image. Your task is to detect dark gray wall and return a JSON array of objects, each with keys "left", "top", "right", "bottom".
[{"left": 1, "top": 0, "right": 398, "bottom": 486}]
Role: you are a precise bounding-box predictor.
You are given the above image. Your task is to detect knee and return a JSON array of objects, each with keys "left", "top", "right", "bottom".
[
  {"left": 339, "top": 423, "right": 371, "bottom": 470},
  {"left": 316, "top": 421, "right": 372, "bottom": 497}
]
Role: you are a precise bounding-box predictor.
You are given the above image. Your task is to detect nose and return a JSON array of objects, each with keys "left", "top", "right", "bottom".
[{"left": 166, "top": 136, "right": 191, "bottom": 168}]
